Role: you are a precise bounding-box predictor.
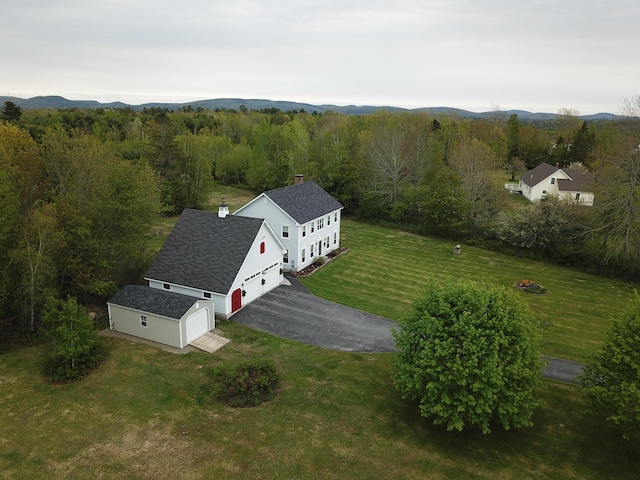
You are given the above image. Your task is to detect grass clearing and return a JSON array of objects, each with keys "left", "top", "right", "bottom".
[
  {"left": 302, "top": 219, "right": 638, "bottom": 361},
  {"left": 8, "top": 189, "right": 636, "bottom": 477},
  {"left": 1, "top": 323, "right": 639, "bottom": 479}
]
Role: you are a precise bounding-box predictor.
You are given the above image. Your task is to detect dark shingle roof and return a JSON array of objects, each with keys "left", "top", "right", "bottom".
[
  {"left": 145, "top": 209, "right": 264, "bottom": 294},
  {"left": 520, "top": 162, "right": 559, "bottom": 187},
  {"left": 558, "top": 169, "right": 594, "bottom": 192},
  {"left": 264, "top": 181, "right": 343, "bottom": 224},
  {"left": 108, "top": 285, "right": 198, "bottom": 319}
]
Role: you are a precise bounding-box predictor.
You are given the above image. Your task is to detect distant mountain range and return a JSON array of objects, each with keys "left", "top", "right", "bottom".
[{"left": 0, "top": 95, "right": 620, "bottom": 121}]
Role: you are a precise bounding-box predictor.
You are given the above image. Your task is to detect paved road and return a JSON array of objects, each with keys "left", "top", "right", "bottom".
[
  {"left": 233, "top": 275, "right": 583, "bottom": 384},
  {"left": 542, "top": 356, "right": 583, "bottom": 385}
]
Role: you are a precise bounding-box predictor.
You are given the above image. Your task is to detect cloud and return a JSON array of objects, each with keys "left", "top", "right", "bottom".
[{"left": 1, "top": 0, "right": 638, "bottom": 113}]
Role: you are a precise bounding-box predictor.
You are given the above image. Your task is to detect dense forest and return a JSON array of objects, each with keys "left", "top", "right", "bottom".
[{"left": 1, "top": 97, "right": 639, "bottom": 337}]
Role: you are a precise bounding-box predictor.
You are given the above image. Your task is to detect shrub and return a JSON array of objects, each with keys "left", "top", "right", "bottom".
[
  {"left": 313, "top": 256, "right": 326, "bottom": 267},
  {"left": 210, "top": 360, "right": 280, "bottom": 407}
]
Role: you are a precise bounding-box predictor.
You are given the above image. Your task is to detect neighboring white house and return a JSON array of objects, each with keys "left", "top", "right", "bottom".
[
  {"left": 518, "top": 162, "right": 595, "bottom": 206},
  {"left": 234, "top": 175, "right": 344, "bottom": 273},
  {"left": 144, "top": 207, "right": 286, "bottom": 319},
  {"left": 107, "top": 285, "right": 215, "bottom": 349}
]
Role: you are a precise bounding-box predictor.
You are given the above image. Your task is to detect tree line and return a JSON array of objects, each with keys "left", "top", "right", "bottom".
[{"left": 1, "top": 97, "right": 639, "bottom": 336}]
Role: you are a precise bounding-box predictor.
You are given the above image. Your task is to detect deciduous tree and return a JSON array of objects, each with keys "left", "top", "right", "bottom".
[
  {"left": 393, "top": 280, "right": 543, "bottom": 434},
  {"left": 580, "top": 292, "right": 640, "bottom": 440},
  {"left": 590, "top": 99, "right": 640, "bottom": 265},
  {"left": 447, "top": 137, "right": 503, "bottom": 227},
  {"left": 41, "top": 297, "right": 104, "bottom": 382}
]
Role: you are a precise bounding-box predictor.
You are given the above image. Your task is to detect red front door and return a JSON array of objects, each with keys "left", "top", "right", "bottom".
[{"left": 231, "top": 288, "right": 242, "bottom": 313}]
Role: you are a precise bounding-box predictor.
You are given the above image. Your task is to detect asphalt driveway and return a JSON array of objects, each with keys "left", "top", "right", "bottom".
[
  {"left": 231, "top": 276, "right": 397, "bottom": 352},
  {"left": 232, "top": 275, "right": 583, "bottom": 383}
]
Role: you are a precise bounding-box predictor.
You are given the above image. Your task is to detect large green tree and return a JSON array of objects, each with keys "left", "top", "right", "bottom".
[
  {"left": 1, "top": 101, "right": 22, "bottom": 122},
  {"left": 393, "top": 280, "right": 543, "bottom": 434},
  {"left": 42, "top": 297, "right": 104, "bottom": 382},
  {"left": 590, "top": 111, "right": 640, "bottom": 266},
  {"left": 580, "top": 292, "right": 640, "bottom": 440},
  {"left": 447, "top": 136, "right": 504, "bottom": 227},
  {"left": 38, "top": 126, "right": 163, "bottom": 299}
]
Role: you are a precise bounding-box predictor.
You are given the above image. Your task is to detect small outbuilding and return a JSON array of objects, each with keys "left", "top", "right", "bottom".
[{"left": 107, "top": 285, "right": 215, "bottom": 349}]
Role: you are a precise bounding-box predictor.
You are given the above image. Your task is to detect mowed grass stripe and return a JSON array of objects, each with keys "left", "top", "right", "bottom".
[{"left": 303, "top": 219, "right": 638, "bottom": 361}]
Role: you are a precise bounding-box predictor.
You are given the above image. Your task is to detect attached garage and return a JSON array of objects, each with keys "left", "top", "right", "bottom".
[
  {"left": 144, "top": 208, "right": 287, "bottom": 319},
  {"left": 107, "top": 285, "right": 214, "bottom": 349}
]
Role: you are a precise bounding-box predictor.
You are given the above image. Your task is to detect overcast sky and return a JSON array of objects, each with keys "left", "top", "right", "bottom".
[{"left": 1, "top": 0, "right": 638, "bottom": 114}]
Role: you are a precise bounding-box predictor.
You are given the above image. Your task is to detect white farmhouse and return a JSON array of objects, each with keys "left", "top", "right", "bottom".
[
  {"left": 234, "top": 175, "right": 344, "bottom": 273},
  {"left": 518, "top": 162, "right": 594, "bottom": 206}
]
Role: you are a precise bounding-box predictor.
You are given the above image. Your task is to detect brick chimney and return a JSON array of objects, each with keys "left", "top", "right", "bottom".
[{"left": 294, "top": 174, "right": 304, "bottom": 185}]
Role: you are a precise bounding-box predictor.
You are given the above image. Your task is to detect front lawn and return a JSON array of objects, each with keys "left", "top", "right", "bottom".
[
  {"left": 1, "top": 324, "right": 638, "bottom": 479},
  {"left": 302, "top": 219, "right": 638, "bottom": 361}
]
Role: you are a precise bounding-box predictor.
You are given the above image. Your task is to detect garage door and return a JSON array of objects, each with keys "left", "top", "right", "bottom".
[{"left": 186, "top": 308, "right": 209, "bottom": 344}]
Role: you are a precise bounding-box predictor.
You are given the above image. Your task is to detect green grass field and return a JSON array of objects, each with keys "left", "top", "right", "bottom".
[
  {"left": 1, "top": 324, "right": 638, "bottom": 479},
  {"left": 302, "top": 219, "right": 638, "bottom": 361},
  {"left": 2, "top": 188, "right": 639, "bottom": 478}
]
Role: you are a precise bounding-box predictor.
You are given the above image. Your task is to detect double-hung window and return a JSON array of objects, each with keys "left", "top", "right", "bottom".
[
  {"left": 282, "top": 225, "right": 289, "bottom": 238},
  {"left": 140, "top": 315, "right": 147, "bottom": 328}
]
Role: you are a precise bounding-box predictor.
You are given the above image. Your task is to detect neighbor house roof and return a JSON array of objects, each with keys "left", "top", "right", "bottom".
[
  {"left": 557, "top": 169, "right": 594, "bottom": 193},
  {"left": 108, "top": 285, "right": 198, "bottom": 320},
  {"left": 520, "top": 162, "right": 559, "bottom": 187},
  {"left": 243, "top": 181, "right": 343, "bottom": 225},
  {"left": 145, "top": 209, "right": 266, "bottom": 294}
]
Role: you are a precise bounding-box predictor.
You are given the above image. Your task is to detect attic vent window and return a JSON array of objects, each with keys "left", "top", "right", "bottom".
[
  {"left": 203, "top": 292, "right": 212, "bottom": 299},
  {"left": 260, "top": 241, "right": 265, "bottom": 254},
  {"left": 163, "top": 283, "right": 170, "bottom": 290}
]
